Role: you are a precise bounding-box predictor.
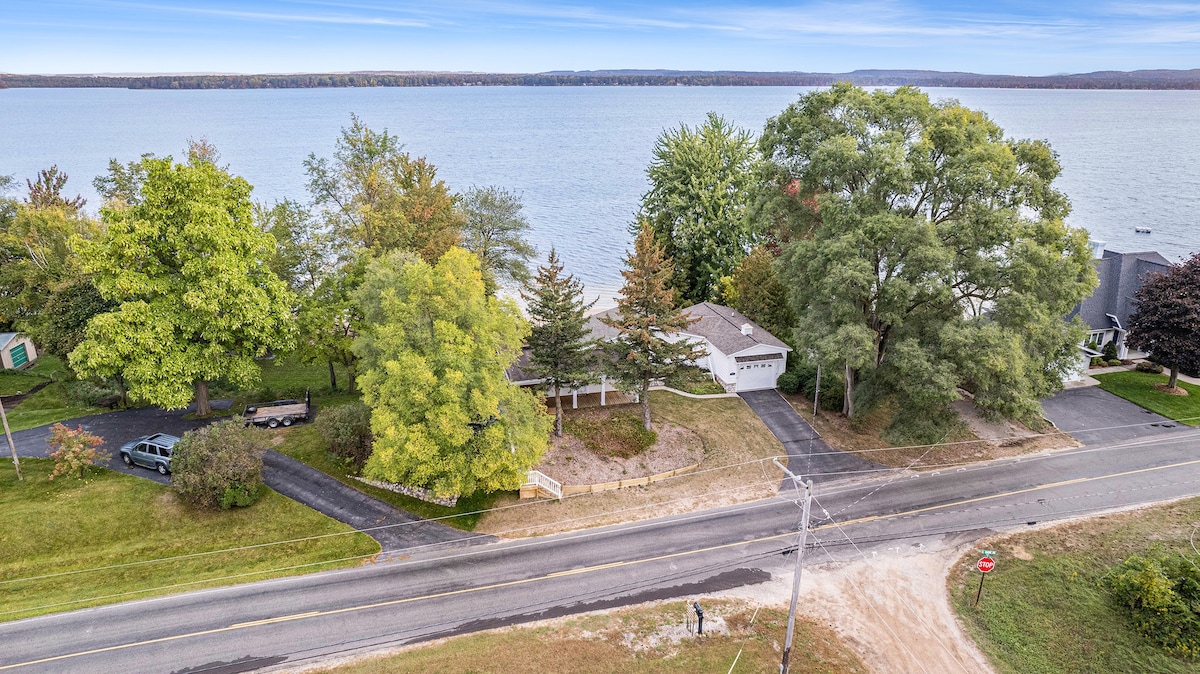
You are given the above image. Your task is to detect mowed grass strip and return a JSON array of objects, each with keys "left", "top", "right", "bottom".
[
  {"left": 274, "top": 424, "right": 498, "bottom": 531},
  {"left": 0, "top": 459, "right": 379, "bottom": 622},
  {"left": 306, "top": 601, "right": 865, "bottom": 674},
  {"left": 0, "top": 354, "right": 66, "bottom": 396},
  {"left": 1095, "top": 371, "right": 1200, "bottom": 426},
  {"left": 949, "top": 497, "right": 1200, "bottom": 674},
  {"left": 1, "top": 381, "right": 108, "bottom": 432},
  {"left": 475, "top": 392, "right": 785, "bottom": 537}
]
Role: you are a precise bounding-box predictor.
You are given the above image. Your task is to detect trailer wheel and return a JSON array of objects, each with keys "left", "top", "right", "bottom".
[
  {"left": 267, "top": 418, "right": 280, "bottom": 429},
  {"left": 281, "top": 416, "right": 293, "bottom": 427}
]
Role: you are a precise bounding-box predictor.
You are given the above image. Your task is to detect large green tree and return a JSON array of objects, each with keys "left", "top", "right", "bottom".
[
  {"left": 460, "top": 186, "right": 537, "bottom": 294},
  {"left": 354, "top": 247, "right": 552, "bottom": 498},
  {"left": 521, "top": 249, "right": 597, "bottom": 437},
  {"left": 760, "top": 84, "right": 1095, "bottom": 429},
  {"left": 70, "top": 152, "right": 296, "bottom": 415},
  {"left": 719, "top": 244, "right": 796, "bottom": 346},
  {"left": 639, "top": 112, "right": 759, "bottom": 305},
  {"left": 601, "top": 223, "right": 706, "bottom": 431},
  {"left": 305, "top": 114, "right": 462, "bottom": 262},
  {"left": 1127, "top": 253, "right": 1200, "bottom": 390}
]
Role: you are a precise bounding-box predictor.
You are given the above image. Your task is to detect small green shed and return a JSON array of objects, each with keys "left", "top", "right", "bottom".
[{"left": 0, "top": 333, "right": 37, "bottom": 370}]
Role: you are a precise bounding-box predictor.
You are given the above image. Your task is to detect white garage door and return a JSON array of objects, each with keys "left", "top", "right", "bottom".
[{"left": 735, "top": 361, "right": 778, "bottom": 392}]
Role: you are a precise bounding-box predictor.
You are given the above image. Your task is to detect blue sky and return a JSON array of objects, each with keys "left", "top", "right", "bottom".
[{"left": 4, "top": 1, "right": 1199, "bottom": 75}]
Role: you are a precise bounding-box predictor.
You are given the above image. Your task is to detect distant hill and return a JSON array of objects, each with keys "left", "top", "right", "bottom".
[{"left": 3, "top": 69, "right": 1200, "bottom": 90}]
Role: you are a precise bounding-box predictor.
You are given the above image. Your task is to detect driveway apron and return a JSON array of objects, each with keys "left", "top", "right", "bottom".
[
  {"left": 738, "top": 389, "right": 884, "bottom": 486},
  {"left": 1042, "top": 387, "right": 1190, "bottom": 446}
]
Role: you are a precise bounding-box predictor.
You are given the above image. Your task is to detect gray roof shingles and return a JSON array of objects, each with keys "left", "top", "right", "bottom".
[{"left": 1068, "top": 250, "right": 1170, "bottom": 331}]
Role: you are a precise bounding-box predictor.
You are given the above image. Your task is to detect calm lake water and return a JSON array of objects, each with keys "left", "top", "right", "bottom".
[{"left": 2, "top": 87, "right": 1198, "bottom": 304}]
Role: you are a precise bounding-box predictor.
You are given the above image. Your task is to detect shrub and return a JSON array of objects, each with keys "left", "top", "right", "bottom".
[
  {"left": 46, "top": 423, "right": 109, "bottom": 480},
  {"left": 776, "top": 371, "right": 801, "bottom": 395},
  {"left": 64, "top": 380, "right": 118, "bottom": 407},
  {"left": 1136, "top": 361, "right": 1165, "bottom": 374},
  {"left": 793, "top": 363, "right": 845, "bottom": 412},
  {"left": 1108, "top": 359, "right": 1124, "bottom": 367},
  {"left": 1091, "top": 356, "right": 1106, "bottom": 367},
  {"left": 1102, "top": 340, "right": 1120, "bottom": 361},
  {"left": 171, "top": 419, "right": 268, "bottom": 510},
  {"left": 315, "top": 403, "right": 373, "bottom": 467},
  {"left": 1105, "top": 548, "right": 1200, "bottom": 656}
]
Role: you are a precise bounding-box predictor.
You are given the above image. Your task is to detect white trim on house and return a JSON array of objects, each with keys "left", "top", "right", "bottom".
[{"left": 0, "top": 333, "right": 37, "bottom": 370}]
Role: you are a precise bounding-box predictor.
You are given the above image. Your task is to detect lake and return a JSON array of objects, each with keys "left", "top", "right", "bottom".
[{"left": 2, "top": 86, "right": 1198, "bottom": 305}]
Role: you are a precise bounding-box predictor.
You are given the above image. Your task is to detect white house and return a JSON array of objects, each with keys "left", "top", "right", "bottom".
[
  {"left": 507, "top": 302, "right": 792, "bottom": 402},
  {"left": 0, "top": 333, "right": 37, "bottom": 370}
]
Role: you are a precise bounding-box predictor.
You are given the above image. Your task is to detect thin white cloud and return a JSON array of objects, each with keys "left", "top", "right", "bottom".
[
  {"left": 98, "top": 1, "right": 430, "bottom": 27},
  {"left": 1105, "top": 2, "right": 1200, "bottom": 17}
]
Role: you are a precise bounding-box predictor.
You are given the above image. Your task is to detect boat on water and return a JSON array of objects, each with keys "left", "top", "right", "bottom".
[{"left": 1134, "top": 227, "right": 1152, "bottom": 234}]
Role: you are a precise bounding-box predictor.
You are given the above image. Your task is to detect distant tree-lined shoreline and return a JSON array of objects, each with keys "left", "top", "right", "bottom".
[{"left": 3, "top": 69, "right": 1200, "bottom": 90}]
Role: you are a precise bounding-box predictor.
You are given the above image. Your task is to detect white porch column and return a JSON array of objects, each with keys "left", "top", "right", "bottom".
[
  {"left": 600, "top": 377, "right": 606, "bottom": 406},
  {"left": 572, "top": 389, "right": 578, "bottom": 409}
]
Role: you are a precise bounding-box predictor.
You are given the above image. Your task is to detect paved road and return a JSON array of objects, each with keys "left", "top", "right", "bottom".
[
  {"left": 7, "top": 404, "right": 472, "bottom": 552},
  {"left": 1042, "top": 386, "right": 1190, "bottom": 445},
  {"left": 738, "top": 389, "right": 883, "bottom": 483},
  {"left": 7, "top": 423, "right": 1200, "bottom": 673}
]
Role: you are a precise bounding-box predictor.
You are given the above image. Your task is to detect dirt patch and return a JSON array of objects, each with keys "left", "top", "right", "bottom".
[
  {"left": 538, "top": 408, "right": 703, "bottom": 486},
  {"left": 720, "top": 537, "right": 995, "bottom": 673},
  {"left": 476, "top": 393, "right": 784, "bottom": 538},
  {"left": 1153, "top": 383, "right": 1189, "bottom": 396},
  {"left": 780, "top": 393, "right": 1077, "bottom": 469}
]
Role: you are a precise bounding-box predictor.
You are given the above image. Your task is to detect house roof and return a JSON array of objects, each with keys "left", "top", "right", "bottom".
[
  {"left": 0, "top": 333, "right": 19, "bottom": 349},
  {"left": 1068, "top": 250, "right": 1171, "bottom": 331},
  {"left": 506, "top": 347, "right": 538, "bottom": 384},
  {"left": 678, "top": 302, "right": 791, "bottom": 355}
]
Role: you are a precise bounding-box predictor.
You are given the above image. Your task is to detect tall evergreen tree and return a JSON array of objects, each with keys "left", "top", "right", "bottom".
[
  {"left": 461, "top": 186, "right": 537, "bottom": 295},
  {"left": 601, "top": 222, "right": 706, "bottom": 431},
  {"left": 1127, "top": 253, "right": 1200, "bottom": 390},
  {"left": 521, "top": 249, "right": 597, "bottom": 437}
]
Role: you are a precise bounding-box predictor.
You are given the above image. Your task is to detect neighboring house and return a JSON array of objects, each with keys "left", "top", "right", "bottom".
[
  {"left": 507, "top": 302, "right": 792, "bottom": 403},
  {"left": 1063, "top": 243, "right": 1170, "bottom": 379},
  {"left": 0, "top": 332, "right": 37, "bottom": 370}
]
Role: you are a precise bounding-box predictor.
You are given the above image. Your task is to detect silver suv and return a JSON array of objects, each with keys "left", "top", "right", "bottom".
[{"left": 118, "top": 433, "right": 180, "bottom": 475}]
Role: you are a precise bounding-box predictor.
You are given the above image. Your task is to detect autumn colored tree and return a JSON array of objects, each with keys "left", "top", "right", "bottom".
[
  {"left": 70, "top": 151, "right": 296, "bottom": 415},
  {"left": 25, "top": 166, "right": 86, "bottom": 211},
  {"left": 521, "top": 249, "right": 597, "bottom": 437},
  {"left": 305, "top": 114, "right": 462, "bottom": 262},
  {"left": 1127, "top": 253, "right": 1200, "bottom": 391},
  {"left": 47, "top": 424, "right": 108, "bottom": 481},
  {"left": 601, "top": 223, "right": 706, "bottom": 431},
  {"left": 354, "top": 248, "right": 552, "bottom": 498}
]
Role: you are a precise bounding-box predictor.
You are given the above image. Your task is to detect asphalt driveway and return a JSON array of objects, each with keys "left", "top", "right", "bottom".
[
  {"left": 7, "top": 403, "right": 481, "bottom": 552},
  {"left": 738, "top": 389, "right": 884, "bottom": 485},
  {"left": 1042, "top": 386, "right": 1189, "bottom": 446}
]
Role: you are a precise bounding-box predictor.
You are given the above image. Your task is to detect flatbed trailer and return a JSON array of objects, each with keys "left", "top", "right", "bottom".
[{"left": 244, "top": 390, "right": 311, "bottom": 428}]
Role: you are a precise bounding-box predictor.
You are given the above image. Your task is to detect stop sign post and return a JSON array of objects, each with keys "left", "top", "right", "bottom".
[{"left": 973, "top": 556, "right": 996, "bottom": 606}]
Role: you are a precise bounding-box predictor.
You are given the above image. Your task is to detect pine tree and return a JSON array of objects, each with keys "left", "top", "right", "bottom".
[
  {"left": 521, "top": 249, "right": 597, "bottom": 437},
  {"left": 601, "top": 222, "right": 706, "bottom": 431}
]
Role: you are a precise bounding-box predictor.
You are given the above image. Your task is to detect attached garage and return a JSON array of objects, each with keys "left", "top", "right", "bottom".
[
  {"left": 0, "top": 333, "right": 37, "bottom": 370},
  {"left": 735, "top": 354, "right": 785, "bottom": 392}
]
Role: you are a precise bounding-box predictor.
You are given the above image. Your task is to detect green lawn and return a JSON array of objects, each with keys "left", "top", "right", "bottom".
[
  {"left": 0, "top": 459, "right": 379, "bottom": 622},
  {"left": 308, "top": 601, "right": 864, "bottom": 674},
  {"left": 274, "top": 424, "right": 500, "bottom": 531},
  {"left": 949, "top": 497, "right": 1200, "bottom": 674},
  {"left": 0, "top": 354, "right": 70, "bottom": 396},
  {"left": 1, "top": 381, "right": 109, "bottom": 432},
  {"left": 1094, "top": 371, "right": 1200, "bottom": 426}
]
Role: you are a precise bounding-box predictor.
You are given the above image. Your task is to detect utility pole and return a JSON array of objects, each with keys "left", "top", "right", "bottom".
[
  {"left": 1, "top": 396, "right": 21, "bottom": 481},
  {"left": 812, "top": 362, "right": 821, "bottom": 419},
  {"left": 773, "top": 458, "right": 812, "bottom": 674}
]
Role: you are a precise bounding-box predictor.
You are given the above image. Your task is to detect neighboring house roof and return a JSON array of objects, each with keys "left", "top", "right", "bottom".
[
  {"left": 583, "top": 302, "right": 791, "bottom": 356},
  {"left": 1068, "top": 250, "right": 1171, "bottom": 333},
  {"left": 506, "top": 347, "right": 539, "bottom": 385},
  {"left": 0, "top": 333, "right": 19, "bottom": 350}
]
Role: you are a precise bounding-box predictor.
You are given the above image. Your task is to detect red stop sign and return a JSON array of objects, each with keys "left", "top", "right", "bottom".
[{"left": 977, "top": 557, "right": 996, "bottom": 573}]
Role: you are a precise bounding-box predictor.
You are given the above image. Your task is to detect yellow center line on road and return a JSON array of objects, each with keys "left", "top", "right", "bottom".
[{"left": 6, "top": 456, "right": 1200, "bottom": 670}]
